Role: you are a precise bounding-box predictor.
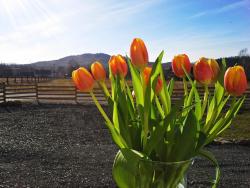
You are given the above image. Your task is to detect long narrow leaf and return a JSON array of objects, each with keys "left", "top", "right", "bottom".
[
  {"left": 127, "top": 57, "right": 144, "bottom": 106},
  {"left": 199, "top": 149, "right": 220, "bottom": 188}
]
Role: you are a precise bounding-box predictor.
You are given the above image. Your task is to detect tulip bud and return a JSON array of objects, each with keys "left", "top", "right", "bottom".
[
  {"left": 130, "top": 38, "right": 149, "bottom": 70},
  {"left": 91, "top": 61, "right": 106, "bottom": 82},
  {"left": 172, "top": 54, "right": 191, "bottom": 78},
  {"left": 224, "top": 65, "right": 248, "bottom": 96},
  {"left": 143, "top": 67, "right": 163, "bottom": 94},
  {"left": 109, "top": 55, "right": 128, "bottom": 78},
  {"left": 193, "top": 57, "right": 220, "bottom": 85},
  {"left": 155, "top": 78, "right": 163, "bottom": 94},
  {"left": 208, "top": 59, "right": 220, "bottom": 82},
  {"left": 72, "top": 67, "right": 95, "bottom": 92}
]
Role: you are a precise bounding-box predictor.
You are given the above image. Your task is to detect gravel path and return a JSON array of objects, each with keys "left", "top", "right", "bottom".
[{"left": 0, "top": 104, "right": 249, "bottom": 187}]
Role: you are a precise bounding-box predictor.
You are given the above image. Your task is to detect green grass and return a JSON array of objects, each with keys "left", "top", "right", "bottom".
[{"left": 220, "top": 111, "right": 250, "bottom": 140}]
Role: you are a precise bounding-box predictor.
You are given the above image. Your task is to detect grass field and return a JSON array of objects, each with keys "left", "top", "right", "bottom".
[{"left": 221, "top": 112, "right": 250, "bottom": 141}]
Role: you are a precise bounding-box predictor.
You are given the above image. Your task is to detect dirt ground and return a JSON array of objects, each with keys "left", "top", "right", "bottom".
[{"left": 0, "top": 104, "right": 249, "bottom": 188}]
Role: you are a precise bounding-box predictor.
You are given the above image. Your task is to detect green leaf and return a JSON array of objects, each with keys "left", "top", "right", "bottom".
[
  {"left": 196, "top": 131, "right": 207, "bottom": 150},
  {"left": 109, "top": 63, "right": 116, "bottom": 101},
  {"left": 113, "top": 101, "right": 119, "bottom": 132},
  {"left": 112, "top": 148, "right": 144, "bottom": 188},
  {"left": 117, "top": 77, "right": 135, "bottom": 147},
  {"left": 156, "top": 55, "right": 171, "bottom": 115},
  {"left": 215, "top": 95, "right": 230, "bottom": 120},
  {"left": 206, "top": 96, "right": 245, "bottom": 144},
  {"left": 194, "top": 85, "right": 202, "bottom": 121},
  {"left": 216, "top": 97, "right": 245, "bottom": 135},
  {"left": 144, "top": 109, "right": 177, "bottom": 156},
  {"left": 167, "top": 78, "right": 175, "bottom": 96},
  {"left": 205, "top": 94, "right": 217, "bottom": 127},
  {"left": 112, "top": 77, "right": 119, "bottom": 132},
  {"left": 125, "top": 82, "right": 135, "bottom": 110},
  {"left": 159, "top": 108, "right": 178, "bottom": 160},
  {"left": 143, "top": 77, "right": 152, "bottom": 144},
  {"left": 105, "top": 121, "right": 127, "bottom": 148},
  {"left": 127, "top": 57, "right": 143, "bottom": 106},
  {"left": 143, "top": 51, "right": 164, "bottom": 145},
  {"left": 171, "top": 110, "right": 199, "bottom": 161},
  {"left": 155, "top": 96, "right": 164, "bottom": 118},
  {"left": 218, "top": 58, "right": 227, "bottom": 87},
  {"left": 199, "top": 149, "right": 220, "bottom": 188},
  {"left": 184, "top": 81, "right": 197, "bottom": 114},
  {"left": 206, "top": 81, "right": 225, "bottom": 125},
  {"left": 214, "top": 82, "right": 224, "bottom": 103},
  {"left": 182, "top": 68, "right": 202, "bottom": 120}
]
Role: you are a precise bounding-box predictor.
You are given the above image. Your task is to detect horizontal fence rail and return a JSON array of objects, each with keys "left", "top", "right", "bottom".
[
  {"left": 0, "top": 83, "right": 4, "bottom": 103},
  {"left": 0, "top": 77, "right": 52, "bottom": 84},
  {"left": 0, "top": 82, "right": 250, "bottom": 108}
]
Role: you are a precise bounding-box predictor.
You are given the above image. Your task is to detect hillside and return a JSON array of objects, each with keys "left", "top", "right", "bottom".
[{"left": 31, "top": 53, "right": 111, "bottom": 68}]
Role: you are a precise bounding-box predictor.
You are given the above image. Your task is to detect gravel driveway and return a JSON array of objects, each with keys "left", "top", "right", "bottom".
[{"left": 0, "top": 104, "right": 249, "bottom": 187}]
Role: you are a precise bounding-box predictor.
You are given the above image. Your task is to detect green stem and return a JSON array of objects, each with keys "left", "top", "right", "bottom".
[
  {"left": 201, "top": 85, "right": 209, "bottom": 117},
  {"left": 90, "top": 91, "right": 113, "bottom": 126},
  {"left": 155, "top": 96, "right": 164, "bottom": 118},
  {"left": 183, "top": 77, "right": 188, "bottom": 96},
  {"left": 99, "top": 81, "right": 110, "bottom": 99},
  {"left": 139, "top": 69, "right": 148, "bottom": 147},
  {"left": 120, "top": 77, "right": 126, "bottom": 91},
  {"left": 143, "top": 113, "right": 149, "bottom": 148},
  {"left": 140, "top": 71, "right": 146, "bottom": 96},
  {"left": 159, "top": 91, "right": 169, "bottom": 115},
  {"left": 183, "top": 77, "right": 188, "bottom": 107}
]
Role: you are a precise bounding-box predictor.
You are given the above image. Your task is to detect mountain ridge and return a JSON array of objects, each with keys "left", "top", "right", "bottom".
[{"left": 31, "top": 53, "right": 111, "bottom": 68}]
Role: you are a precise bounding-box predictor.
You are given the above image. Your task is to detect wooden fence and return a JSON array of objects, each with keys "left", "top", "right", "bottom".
[
  {"left": 0, "top": 83, "right": 4, "bottom": 103},
  {"left": 0, "top": 77, "right": 52, "bottom": 84},
  {"left": 0, "top": 83, "right": 107, "bottom": 104},
  {"left": 0, "top": 82, "right": 250, "bottom": 108}
]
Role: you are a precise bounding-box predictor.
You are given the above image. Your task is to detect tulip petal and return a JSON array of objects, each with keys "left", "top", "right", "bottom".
[{"left": 224, "top": 66, "right": 247, "bottom": 96}]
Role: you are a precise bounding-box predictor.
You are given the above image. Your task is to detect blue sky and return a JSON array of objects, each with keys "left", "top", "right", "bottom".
[{"left": 0, "top": 0, "right": 249, "bottom": 64}]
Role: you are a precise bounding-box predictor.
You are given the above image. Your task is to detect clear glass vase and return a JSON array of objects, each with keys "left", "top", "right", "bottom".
[{"left": 135, "top": 158, "right": 192, "bottom": 188}]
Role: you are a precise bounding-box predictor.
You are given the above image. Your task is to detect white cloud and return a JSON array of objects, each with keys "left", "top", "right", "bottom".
[{"left": 189, "top": 0, "right": 250, "bottom": 19}]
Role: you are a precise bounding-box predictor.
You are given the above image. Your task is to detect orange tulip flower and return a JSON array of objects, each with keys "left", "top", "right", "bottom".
[
  {"left": 72, "top": 67, "right": 95, "bottom": 92},
  {"left": 193, "top": 58, "right": 220, "bottom": 85},
  {"left": 143, "top": 67, "right": 163, "bottom": 94},
  {"left": 91, "top": 61, "right": 106, "bottom": 82},
  {"left": 109, "top": 55, "right": 128, "bottom": 78},
  {"left": 130, "top": 38, "right": 149, "bottom": 70},
  {"left": 172, "top": 54, "right": 191, "bottom": 78},
  {"left": 224, "top": 65, "right": 248, "bottom": 96}
]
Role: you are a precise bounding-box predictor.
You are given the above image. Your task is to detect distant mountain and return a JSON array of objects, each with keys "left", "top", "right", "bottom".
[{"left": 31, "top": 53, "right": 111, "bottom": 68}]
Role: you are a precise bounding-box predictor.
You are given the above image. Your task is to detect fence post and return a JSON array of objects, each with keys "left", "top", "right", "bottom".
[
  {"left": 35, "top": 82, "right": 38, "bottom": 102},
  {"left": 3, "top": 82, "right": 6, "bottom": 103},
  {"left": 75, "top": 86, "right": 77, "bottom": 103}
]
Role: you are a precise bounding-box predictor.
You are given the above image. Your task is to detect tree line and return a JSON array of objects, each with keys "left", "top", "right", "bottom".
[{"left": 0, "top": 56, "right": 250, "bottom": 80}]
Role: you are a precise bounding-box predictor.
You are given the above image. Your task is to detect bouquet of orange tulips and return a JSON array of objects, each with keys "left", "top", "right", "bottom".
[{"left": 72, "top": 38, "right": 247, "bottom": 188}]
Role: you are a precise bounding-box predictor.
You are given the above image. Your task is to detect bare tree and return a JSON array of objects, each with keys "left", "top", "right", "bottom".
[
  {"left": 238, "top": 48, "right": 249, "bottom": 57},
  {"left": 66, "top": 60, "right": 80, "bottom": 77}
]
